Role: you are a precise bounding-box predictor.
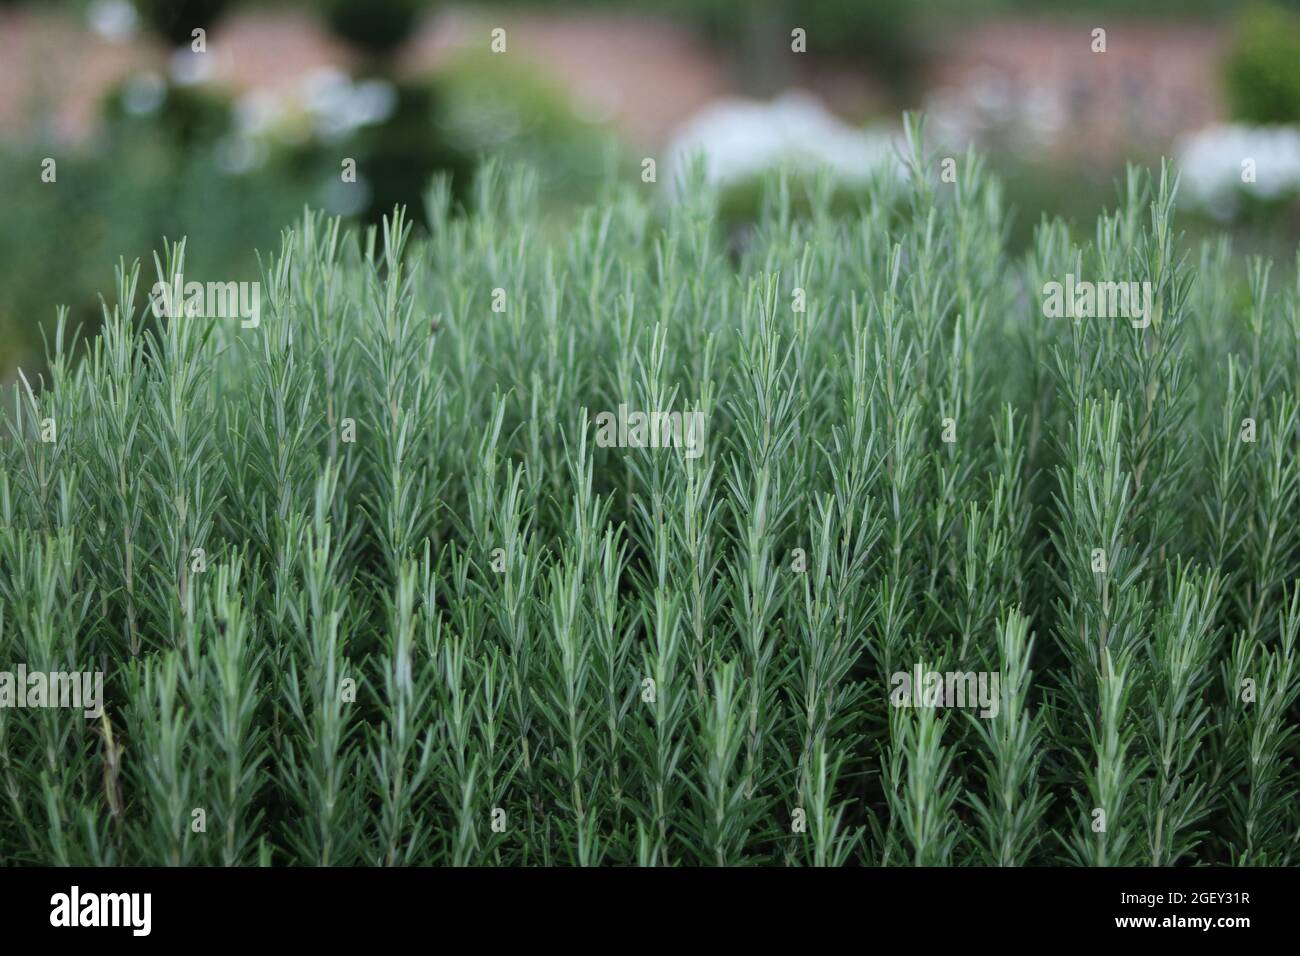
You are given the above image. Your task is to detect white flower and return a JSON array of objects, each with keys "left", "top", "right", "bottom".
[
  {"left": 301, "top": 70, "right": 397, "bottom": 141},
  {"left": 88, "top": 0, "right": 139, "bottom": 43},
  {"left": 1176, "top": 123, "right": 1300, "bottom": 218},
  {"left": 663, "top": 92, "right": 903, "bottom": 195}
]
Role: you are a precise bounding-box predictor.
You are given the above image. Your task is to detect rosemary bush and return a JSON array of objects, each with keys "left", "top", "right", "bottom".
[{"left": 3, "top": 124, "right": 1299, "bottom": 866}]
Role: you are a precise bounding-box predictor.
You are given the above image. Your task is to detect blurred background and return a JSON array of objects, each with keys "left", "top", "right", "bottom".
[{"left": 3, "top": 0, "right": 1300, "bottom": 379}]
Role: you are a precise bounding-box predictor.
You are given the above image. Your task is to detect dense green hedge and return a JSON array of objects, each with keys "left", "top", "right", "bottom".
[{"left": 2, "top": 131, "right": 1299, "bottom": 864}]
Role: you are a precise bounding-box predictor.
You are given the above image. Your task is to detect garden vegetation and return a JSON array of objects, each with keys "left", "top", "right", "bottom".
[{"left": 1, "top": 124, "right": 1298, "bottom": 865}]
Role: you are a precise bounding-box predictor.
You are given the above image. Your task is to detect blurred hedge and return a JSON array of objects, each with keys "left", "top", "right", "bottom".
[
  {"left": 1224, "top": 2, "right": 1300, "bottom": 124},
  {"left": 0, "top": 48, "right": 613, "bottom": 379}
]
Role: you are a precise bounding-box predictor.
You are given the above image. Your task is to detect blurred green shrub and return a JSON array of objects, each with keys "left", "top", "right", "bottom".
[
  {"left": 313, "top": 0, "right": 456, "bottom": 225},
  {"left": 133, "top": 0, "right": 236, "bottom": 46},
  {"left": 696, "top": 0, "right": 917, "bottom": 94},
  {"left": 340, "top": 51, "right": 616, "bottom": 225},
  {"left": 320, "top": 0, "right": 427, "bottom": 56},
  {"left": 1224, "top": 2, "right": 1300, "bottom": 124},
  {"left": 0, "top": 131, "right": 316, "bottom": 379},
  {"left": 432, "top": 51, "right": 614, "bottom": 198},
  {"left": 349, "top": 78, "right": 473, "bottom": 226},
  {"left": 0, "top": 41, "right": 617, "bottom": 377},
  {"left": 103, "top": 77, "right": 234, "bottom": 148},
  {"left": 477, "top": 0, "right": 919, "bottom": 96}
]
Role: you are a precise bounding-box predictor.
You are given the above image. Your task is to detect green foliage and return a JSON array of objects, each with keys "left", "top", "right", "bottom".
[
  {"left": 103, "top": 79, "right": 235, "bottom": 150},
  {"left": 133, "top": 0, "right": 237, "bottom": 47},
  {"left": 0, "top": 54, "right": 611, "bottom": 379},
  {"left": 431, "top": 50, "right": 616, "bottom": 204},
  {"left": 0, "top": 137, "right": 317, "bottom": 382},
  {"left": 2, "top": 131, "right": 1300, "bottom": 865},
  {"left": 349, "top": 78, "right": 474, "bottom": 228},
  {"left": 319, "top": 0, "right": 428, "bottom": 56},
  {"left": 1224, "top": 2, "right": 1300, "bottom": 124}
]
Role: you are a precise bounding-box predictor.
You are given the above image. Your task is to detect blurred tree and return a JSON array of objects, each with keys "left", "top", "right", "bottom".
[
  {"left": 351, "top": 78, "right": 473, "bottom": 227},
  {"left": 316, "top": 0, "right": 473, "bottom": 227},
  {"left": 103, "top": 80, "right": 233, "bottom": 149},
  {"left": 321, "top": 0, "right": 425, "bottom": 57},
  {"left": 134, "top": 0, "right": 235, "bottom": 47}
]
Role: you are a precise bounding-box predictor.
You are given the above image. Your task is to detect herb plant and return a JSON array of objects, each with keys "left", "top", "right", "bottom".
[{"left": 2, "top": 126, "right": 1298, "bottom": 866}]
